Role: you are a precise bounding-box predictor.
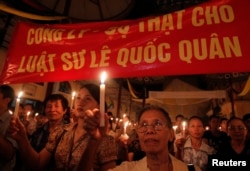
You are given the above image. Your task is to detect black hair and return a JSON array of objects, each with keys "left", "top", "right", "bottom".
[
  {"left": 213, "top": 106, "right": 221, "bottom": 115},
  {"left": 243, "top": 113, "right": 250, "bottom": 122},
  {"left": 80, "top": 83, "right": 108, "bottom": 111},
  {"left": 175, "top": 114, "right": 184, "bottom": 120},
  {"left": 227, "top": 116, "right": 245, "bottom": 128},
  {"left": 220, "top": 117, "right": 228, "bottom": 124},
  {"left": 80, "top": 83, "right": 100, "bottom": 104},
  {"left": 43, "top": 93, "right": 68, "bottom": 110},
  {"left": 188, "top": 115, "right": 204, "bottom": 127},
  {"left": 24, "top": 103, "right": 34, "bottom": 110},
  {"left": 137, "top": 105, "right": 172, "bottom": 129},
  {"left": 209, "top": 114, "right": 221, "bottom": 121},
  {"left": 0, "top": 84, "right": 15, "bottom": 108},
  {"left": 107, "top": 111, "right": 113, "bottom": 116}
]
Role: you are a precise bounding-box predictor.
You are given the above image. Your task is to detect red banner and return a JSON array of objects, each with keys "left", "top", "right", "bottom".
[{"left": 1, "top": 0, "right": 249, "bottom": 84}]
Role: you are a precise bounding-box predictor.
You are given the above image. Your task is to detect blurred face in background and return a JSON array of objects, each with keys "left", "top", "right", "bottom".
[
  {"left": 0, "top": 93, "right": 10, "bottom": 112},
  {"left": 175, "top": 116, "right": 184, "bottom": 127},
  {"left": 209, "top": 117, "right": 220, "bottom": 131},
  {"left": 23, "top": 104, "right": 34, "bottom": 118},
  {"left": 244, "top": 118, "right": 250, "bottom": 131},
  {"left": 227, "top": 118, "right": 247, "bottom": 142},
  {"left": 188, "top": 118, "right": 205, "bottom": 139},
  {"left": 220, "top": 119, "right": 228, "bottom": 131}
]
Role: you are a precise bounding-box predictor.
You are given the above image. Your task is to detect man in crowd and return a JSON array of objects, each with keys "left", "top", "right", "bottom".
[{"left": 0, "top": 85, "right": 17, "bottom": 170}]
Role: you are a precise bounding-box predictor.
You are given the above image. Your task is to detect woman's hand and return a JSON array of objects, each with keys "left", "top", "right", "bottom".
[
  {"left": 175, "top": 137, "right": 186, "bottom": 150},
  {"left": 82, "top": 109, "right": 103, "bottom": 141},
  {"left": 7, "top": 116, "right": 28, "bottom": 142}
]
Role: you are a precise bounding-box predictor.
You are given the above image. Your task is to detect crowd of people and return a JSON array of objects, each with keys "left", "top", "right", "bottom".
[{"left": 1, "top": 84, "right": 250, "bottom": 171}]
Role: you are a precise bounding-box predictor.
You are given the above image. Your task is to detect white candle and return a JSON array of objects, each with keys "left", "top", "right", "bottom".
[
  {"left": 26, "top": 111, "right": 30, "bottom": 120},
  {"left": 182, "top": 121, "right": 186, "bottom": 137},
  {"left": 70, "top": 91, "right": 76, "bottom": 109},
  {"left": 100, "top": 71, "right": 107, "bottom": 127},
  {"left": 14, "top": 91, "right": 23, "bottom": 117},
  {"left": 124, "top": 121, "right": 129, "bottom": 134}
]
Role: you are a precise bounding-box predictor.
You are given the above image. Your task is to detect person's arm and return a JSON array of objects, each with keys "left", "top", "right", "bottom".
[
  {"left": 77, "top": 109, "right": 109, "bottom": 171},
  {"left": 0, "top": 135, "right": 16, "bottom": 162},
  {"left": 174, "top": 138, "right": 185, "bottom": 160},
  {"left": 8, "top": 117, "right": 51, "bottom": 170},
  {"left": 77, "top": 138, "right": 102, "bottom": 171}
]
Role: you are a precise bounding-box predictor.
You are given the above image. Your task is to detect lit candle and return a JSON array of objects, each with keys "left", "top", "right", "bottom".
[
  {"left": 182, "top": 121, "right": 187, "bottom": 137},
  {"left": 26, "top": 111, "right": 30, "bottom": 120},
  {"left": 173, "top": 125, "right": 178, "bottom": 134},
  {"left": 70, "top": 91, "right": 76, "bottom": 109},
  {"left": 120, "top": 121, "right": 130, "bottom": 140},
  {"left": 205, "top": 126, "right": 210, "bottom": 130},
  {"left": 14, "top": 91, "right": 23, "bottom": 117},
  {"left": 124, "top": 121, "right": 129, "bottom": 134},
  {"left": 100, "top": 71, "right": 107, "bottom": 127}
]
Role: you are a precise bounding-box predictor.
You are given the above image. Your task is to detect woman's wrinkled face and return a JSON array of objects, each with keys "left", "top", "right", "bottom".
[
  {"left": 74, "top": 87, "right": 99, "bottom": 116},
  {"left": 227, "top": 119, "right": 247, "bottom": 141},
  {"left": 188, "top": 118, "right": 205, "bottom": 138},
  {"left": 136, "top": 109, "right": 173, "bottom": 155},
  {"left": 45, "top": 99, "right": 66, "bottom": 121}
]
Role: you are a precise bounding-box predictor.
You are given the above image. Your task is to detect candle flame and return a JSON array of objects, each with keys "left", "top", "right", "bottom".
[
  {"left": 9, "top": 110, "right": 13, "bottom": 115},
  {"left": 72, "top": 91, "right": 76, "bottom": 97},
  {"left": 182, "top": 121, "right": 186, "bottom": 128},
  {"left": 173, "top": 125, "right": 178, "bottom": 130},
  {"left": 100, "top": 71, "right": 107, "bottom": 83},
  {"left": 18, "top": 91, "right": 23, "bottom": 98}
]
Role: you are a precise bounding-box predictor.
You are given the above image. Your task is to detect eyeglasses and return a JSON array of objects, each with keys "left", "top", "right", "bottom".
[
  {"left": 228, "top": 126, "right": 247, "bottom": 131},
  {"left": 137, "top": 120, "right": 167, "bottom": 133}
]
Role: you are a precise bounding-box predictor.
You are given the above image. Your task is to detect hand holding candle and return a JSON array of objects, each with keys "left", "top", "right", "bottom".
[
  {"left": 100, "top": 71, "right": 107, "bottom": 127},
  {"left": 14, "top": 91, "right": 23, "bottom": 117}
]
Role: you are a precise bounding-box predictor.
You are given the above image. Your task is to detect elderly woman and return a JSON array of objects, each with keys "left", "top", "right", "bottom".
[
  {"left": 78, "top": 105, "right": 201, "bottom": 171},
  {"left": 8, "top": 83, "right": 117, "bottom": 171}
]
